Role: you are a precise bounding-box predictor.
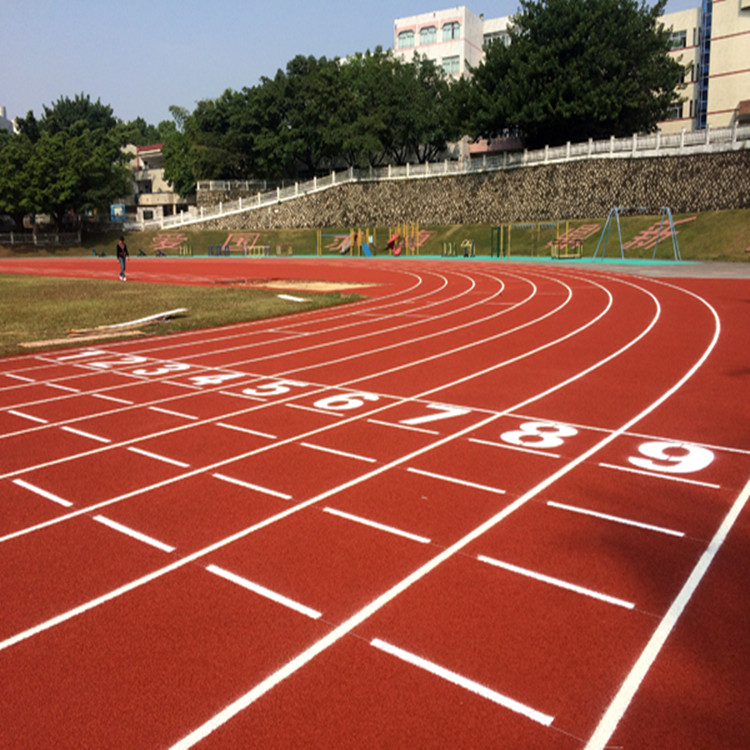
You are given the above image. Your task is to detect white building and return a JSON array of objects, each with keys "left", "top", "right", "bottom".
[
  {"left": 0, "top": 106, "right": 14, "bottom": 134},
  {"left": 393, "top": 2, "right": 750, "bottom": 133},
  {"left": 122, "top": 143, "right": 190, "bottom": 223},
  {"left": 394, "top": 7, "right": 509, "bottom": 78}
]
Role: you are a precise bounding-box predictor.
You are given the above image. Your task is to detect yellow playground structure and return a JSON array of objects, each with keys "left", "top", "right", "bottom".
[{"left": 491, "top": 221, "right": 583, "bottom": 259}]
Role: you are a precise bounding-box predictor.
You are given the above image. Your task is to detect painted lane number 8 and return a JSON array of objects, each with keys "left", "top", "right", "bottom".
[{"left": 501, "top": 421, "right": 579, "bottom": 450}]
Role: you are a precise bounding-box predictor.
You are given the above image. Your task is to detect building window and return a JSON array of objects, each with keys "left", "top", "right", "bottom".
[
  {"left": 420, "top": 25, "right": 437, "bottom": 45},
  {"left": 442, "top": 21, "right": 460, "bottom": 41},
  {"left": 398, "top": 30, "right": 415, "bottom": 49},
  {"left": 669, "top": 30, "right": 687, "bottom": 49},
  {"left": 666, "top": 102, "right": 683, "bottom": 120},
  {"left": 483, "top": 31, "right": 510, "bottom": 48},
  {"left": 442, "top": 55, "right": 460, "bottom": 75}
]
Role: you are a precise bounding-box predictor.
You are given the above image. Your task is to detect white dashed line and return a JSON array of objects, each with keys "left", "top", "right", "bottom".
[
  {"left": 127, "top": 447, "right": 190, "bottom": 467},
  {"left": 547, "top": 501, "right": 685, "bottom": 537},
  {"left": 371, "top": 638, "right": 554, "bottom": 726},
  {"left": 93, "top": 515, "right": 175, "bottom": 553},
  {"left": 323, "top": 507, "right": 430, "bottom": 544},
  {"left": 477, "top": 555, "right": 635, "bottom": 609},
  {"left": 212, "top": 473, "right": 292, "bottom": 500},
  {"left": 12, "top": 479, "right": 72, "bottom": 507},
  {"left": 206, "top": 565, "right": 321, "bottom": 619},
  {"left": 407, "top": 467, "right": 506, "bottom": 495}
]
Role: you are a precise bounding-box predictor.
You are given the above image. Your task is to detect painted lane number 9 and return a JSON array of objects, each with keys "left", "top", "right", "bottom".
[{"left": 629, "top": 441, "right": 714, "bottom": 474}]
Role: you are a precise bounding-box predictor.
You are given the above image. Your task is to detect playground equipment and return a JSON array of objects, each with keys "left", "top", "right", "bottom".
[
  {"left": 593, "top": 207, "right": 682, "bottom": 260},
  {"left": 387, "top": 222, "right": 420, "bottom": 256},
  {"left": 316, "top": 228, "right": 376, "bottom": 257},
  {"left": 177, "top": 244, "right": 192, "bottom": 256},
  {"left": 491, "top": 222, "right": 561, "bottom": 258},
  {"left": 442, "top": 241, "right": 457, "bottom": 256},
  {"left": 549, "top": 221, "right": 583, "bottom": 259}
]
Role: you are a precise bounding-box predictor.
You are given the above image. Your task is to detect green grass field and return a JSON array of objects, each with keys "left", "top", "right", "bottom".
[
  {"left": 2, "top": 209, "right": 748, "bottom": 262},
  {"left": 0, "top": 275, "right": 361, "bottom": 358}
]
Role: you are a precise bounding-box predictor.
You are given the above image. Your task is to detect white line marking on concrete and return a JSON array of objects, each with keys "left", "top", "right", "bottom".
[
  {"left": 323, "top": 507, "right": 430, "bottom": 544},
  {"left": 216, "top": 422, "right": 277, "bottom": 439},
  {"left": 93, "top": 515, "right": 175, "bottom": 553},
  {"left": 127, "top": 447, "right": 190, "bottom": 468},
  {"left": 547, "top": 501, "right": 685, "bottom": 538},
  {"left": 477, "top": 555, "right": 635, "bottom": 610},
  {"left": 407, "top": 467, "right": 506, "bottom": 495},
  {"left": 60, "top": 426, "right": 112, "bottom": 444},
  {"left": 301, "top": 442, "right": 376, "bottom": 463},
  {"left": 8, "top": 410, "right": 48, "bottom": 424},
  {"left": 598, "top": 462, "right": 720, "bottom": 489},
  {"left": 206, "top": 564, "right": 321, "bottom": 619},
  {"left": 585, "top": 477, "right": 750, "bottom": 750},
  {"left": 371, "top": 638, "right": 554, "bottom": 726},
  {"left": 12, "top": 479, "right": 73, "bottom": 507},
  {"left": 148, "top": 406, "right": 199, "bottom": 421},
  {"left": 212, "top": 473, "right": 292, "bottom": 500}
]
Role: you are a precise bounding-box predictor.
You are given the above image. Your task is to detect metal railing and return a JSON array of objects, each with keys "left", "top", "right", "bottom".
[{"left": 128, "top": 123, "right": 750, "bottom": 231}]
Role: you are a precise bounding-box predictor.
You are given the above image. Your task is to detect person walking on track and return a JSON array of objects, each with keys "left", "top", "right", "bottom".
[{"left": 116, "top": 236, "right": 129, "bottom": 281}]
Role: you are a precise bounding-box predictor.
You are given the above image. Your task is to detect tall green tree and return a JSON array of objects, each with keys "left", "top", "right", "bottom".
[
  {"left": 0, "top": 132, "right": 34, "bottom": 228},
  {"left": 471, "top": 0, "right": 684, "bottom": 148},
  {"left": 14, "top": 94, "right": 130, "bottom": 228}
]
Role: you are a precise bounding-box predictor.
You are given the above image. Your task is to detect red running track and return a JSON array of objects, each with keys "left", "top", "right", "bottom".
[{"left": 0, "top": 256, "right": 748, "bottom": 749}]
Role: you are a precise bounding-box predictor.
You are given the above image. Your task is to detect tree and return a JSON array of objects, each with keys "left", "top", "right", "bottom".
[
  {"left": 471, "top": 0, "right": 684, "bottom": 148},
  {"left": 14, "top": 94, "right": 131, "bottom": 229},
  {"left": 161, "top": 106, "right": 197, "bottom": 198},
  {"left": 0, "top": 132, "right": 34, "bottom": 228}
]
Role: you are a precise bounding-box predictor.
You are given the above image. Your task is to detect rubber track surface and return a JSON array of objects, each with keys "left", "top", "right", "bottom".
[{"left": 0, "top": 257, "right": 748, "bottom": 749}]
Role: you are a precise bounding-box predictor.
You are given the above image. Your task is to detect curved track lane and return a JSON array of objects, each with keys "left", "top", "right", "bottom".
[{"left": 0, "top": 258, "right": 748, "bottom": 749}]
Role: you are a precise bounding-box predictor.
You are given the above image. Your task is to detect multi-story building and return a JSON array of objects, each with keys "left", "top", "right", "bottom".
[
  {"left": 122, "top": 143, "right": 190, "bottom": 224},
  {"left": 393, "top": 1, "right": 749, "bottom": 134}
]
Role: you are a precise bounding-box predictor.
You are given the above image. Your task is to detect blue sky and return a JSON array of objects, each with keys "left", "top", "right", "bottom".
[{"left": 2, "top": 0, "right": 698, "bottom": 127}]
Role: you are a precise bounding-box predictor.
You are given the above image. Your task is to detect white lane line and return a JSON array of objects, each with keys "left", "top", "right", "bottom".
[
  {"left": 46, "top": 383, "right": 81, "bottom": 393},
  {"left": 12, "top": 479, "right": 73, "bottom": 508},
  {"left": 598, "top": 462, "right": 720, "bottom": 489},
  {"left": 285, "top": 403, "right": 343, "bottom": 417},
  {"left": 477, "top": 555, "right": 635, "bottom": 610},
  {"left": 216, "top": 422, "right": 277, "bottom": 440},
  {"left": 7, "top": 410, "right": 48, "bottom": 424},
  {"left": 5, "top": 373, "right": 35, "bottom": 383},
  {"left": 218, "top": 390, "right": 266, "bottom": 402},
  {"left": 212, "top": 473, "right": 292, "bottom": 500},
  {"left": 370, "top": 638, "right": 554, "bottom": 726},
  {"left": 547, "top": 501, "right": 685, "bottom": 538},
  {"left": 368, "top": 418, "right": 439, "bottom": 435},
  {"left": 93, "top": 515, "right": 175, "bottom": 553},
  {"left": 469, "top": 437, "right": 560, "bottom": 459},
  {"left": 301, "top": 442, "right": 376, "bottom": 463},
  {"left": 585, "top": 476, "right": 750, "bottom": 750},
  {"left": 127, "top": 447, "right": 190, "bottom": 468},
  {"left": 407, "top": 467, "right": 506, "bottom": 496},
  {"left": 60, "top": 426, "right": 112, "bottom": 444},
  {"left": 206, "top": 564, "right": 321, "bottom": 620},
  {"left": 148, "top": 406, "right": 200, "bottom": 421},
  {"left": 323, "top": 507, "right": 430, "bottom": 544},
  {"left": 92, "top": 393, "right": 134, "bottom": 405}
]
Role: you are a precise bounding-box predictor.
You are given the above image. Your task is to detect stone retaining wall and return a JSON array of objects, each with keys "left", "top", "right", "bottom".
[{"left": 196, "top": 150, "right": 750, "bottom": 231}]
